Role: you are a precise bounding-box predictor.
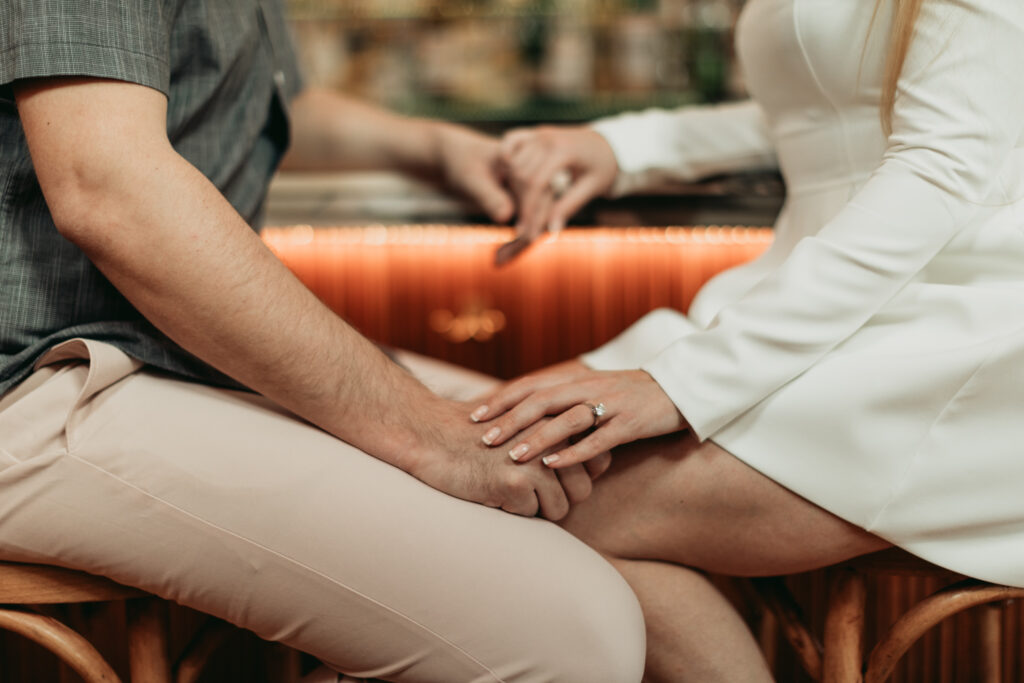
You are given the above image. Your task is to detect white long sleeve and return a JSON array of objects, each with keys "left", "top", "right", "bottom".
[
  {"left": 640, "top": 0, "right": 1024, "bottom": 440},
  {"left": 591, "top": 99, "right": 778, "bottom": 197}
]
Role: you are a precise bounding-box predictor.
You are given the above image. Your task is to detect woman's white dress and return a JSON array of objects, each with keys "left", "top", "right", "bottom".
[{"left": 581, "top": 0, "right": 1024, "bottom": 586}]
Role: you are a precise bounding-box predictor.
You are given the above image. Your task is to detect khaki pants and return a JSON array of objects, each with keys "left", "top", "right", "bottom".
[{"left": 0, "top": 339, "right": 644, "bottom": 682}]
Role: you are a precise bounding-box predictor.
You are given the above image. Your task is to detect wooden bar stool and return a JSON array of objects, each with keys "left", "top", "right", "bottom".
[
  {"left": 753, "top": 548, "right": 1024, "bottom": 682},
  {"left": 0, "top": 561, "right": 237, "bottom": 683}
]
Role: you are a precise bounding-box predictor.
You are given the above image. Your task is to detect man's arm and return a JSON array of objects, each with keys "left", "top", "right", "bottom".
[
  {"left": 15, "top": 76, "right": 569, "bottom": 518},
  {"left": 281, "top": 87, "right": 514, "bottom": 222}
]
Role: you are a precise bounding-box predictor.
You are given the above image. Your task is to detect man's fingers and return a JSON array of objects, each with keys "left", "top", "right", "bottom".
[
  {"left": 584, "top": 451, "right": 613, "bottom": 480},
  {"left": 465, "top": 171, "right": 515, "bottom": 223},
  {"left": 499, "top": 474, "right": 540, "bottom": 517},
  {"left": 556, "top": 464, "right": 594, "bottom": 505},
  {"left": 534, "top": 469, "right": 571, "bottom": 521}
]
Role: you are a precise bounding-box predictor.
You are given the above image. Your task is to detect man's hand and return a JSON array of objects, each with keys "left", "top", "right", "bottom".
[
  {"left": 407, "top": 397, "right": 602, "bottom": 520},
  {"left": 283, "top": 88, "right": 514, "bottom": 223},
  {"left": 433, "top": 123, "right": 514, "bottom": 224}
]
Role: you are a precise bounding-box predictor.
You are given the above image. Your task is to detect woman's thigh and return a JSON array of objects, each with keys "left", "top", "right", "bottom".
[
  {"left": 391, "top": 350, "right": 499, "bottom": 402},
  {"left": 561, "top": 432, "right": 889, "bottom": 576},
  {"left": 0, "top": 350, "right": 644, "bottom": 683}
]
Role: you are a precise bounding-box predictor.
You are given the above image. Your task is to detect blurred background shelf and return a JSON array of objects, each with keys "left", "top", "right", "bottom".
[
  {"left": 288, "top": 0, "right": 745, "bottom": 126},
  {"left": 276, "top": 0, "right": 782, "bottom": 227}
]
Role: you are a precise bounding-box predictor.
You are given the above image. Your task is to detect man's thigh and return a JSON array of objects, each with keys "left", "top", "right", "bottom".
[
  {"left": 0, "top": 350, "right": 643, "bottom": 682},
  {"left": 561, "top": 432, "right": 889, "bottom": 576}
]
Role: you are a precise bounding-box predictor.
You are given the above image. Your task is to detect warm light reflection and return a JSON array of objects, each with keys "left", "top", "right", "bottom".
[
  {"left": 262, "top": 224, "right": 774, "bottom": 248},
  {"left": 261, "top": 225, "right": 773, "bottom": 377}
]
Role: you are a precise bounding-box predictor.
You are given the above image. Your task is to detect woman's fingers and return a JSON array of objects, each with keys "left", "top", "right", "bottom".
[
  {"left": 470, "top": 362, "right": 593, "bottom": 424},
  {"left": 500, "top": 128, "right": 534, "bottom": 156},
  {"left": 515, "top": 156, "right": 571, "bottom": 238},
  {"left": 540, "top": 421, "right": 624, "bottom": 469},
  {"left": 505, "top": 403, "right": 601, "bottom": 463},
  {"left": 547, "top": 172, "right": 604, "bottom": 234},
  {"left": 479, "top": 386, "right": 584, "bottom": 449},
  {"left": 470, "top": 375, "right": 557, "bottom": 424}
]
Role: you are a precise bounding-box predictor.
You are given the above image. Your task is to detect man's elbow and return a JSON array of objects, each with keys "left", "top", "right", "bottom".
[{"left": 43, "top": 170, "right": 124, "bottom": 247}]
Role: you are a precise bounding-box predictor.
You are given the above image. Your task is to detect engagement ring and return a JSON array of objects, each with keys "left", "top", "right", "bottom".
[
  {"left": 549, "top": 169, "right": 572, "bottom": 198},
  {"left": 583, "top": 401, "right": 607, "bottom": 427}
]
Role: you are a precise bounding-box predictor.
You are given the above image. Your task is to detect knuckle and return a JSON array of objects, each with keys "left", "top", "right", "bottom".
[
  {"left": 507, "top": 470, "right": 534, "bottom": 497},
  {"left": 571, "top": 409, "right": 592, "bottom": 431},
  {"left": 569, "top": 477, "right": 592, "bottom": 504},
  {"left": 617, "top": 410, "right": 639, "bottom": 429},
  {"left": 506, "top": 406, "right": 532, "bottom": 429},
  {"left": 547, "top": 495, "right": 570, "bottom": 521}
]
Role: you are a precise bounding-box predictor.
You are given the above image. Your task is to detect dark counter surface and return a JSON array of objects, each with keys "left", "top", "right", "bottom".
[{"left": 264, "top": 171, "right": 784, "bottom": 228}]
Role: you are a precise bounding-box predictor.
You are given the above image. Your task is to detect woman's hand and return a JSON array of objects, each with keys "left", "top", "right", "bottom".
[
  {"left": 469, "top": 369, "right": 688, "bottom": 468},
  {"left": 409, "top": 398, "right": 610, "bottom": 520},
  {"left": 434, "top": 123, "right": 515, "bottom": 224},
  {"left": 471, "top": 358, "right": 592, "bottom": 408},
  {"left": 500, "top": 126, "right": 619, "bottom": 240}
]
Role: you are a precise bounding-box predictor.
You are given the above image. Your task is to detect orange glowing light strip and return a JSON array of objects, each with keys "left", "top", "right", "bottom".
[{"left": 261, "top": 225, "right": 775, "bottom": 249}]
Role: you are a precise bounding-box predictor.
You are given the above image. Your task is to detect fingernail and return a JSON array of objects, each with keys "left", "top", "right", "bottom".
[
  {"left": 482, "top": 427, "right": 501, "bottom": 445},
  {"left": 509, "top": 443, "right": 529, "bottom": 461},
  {"left": 548, "top": 218, "right": 563, "bottom": 234},
  {"left": 470, "top": 405, "right": 488, "bottom": 422},
  {"left": 542, "top": 454, "right": 561, "bottom": 467}
]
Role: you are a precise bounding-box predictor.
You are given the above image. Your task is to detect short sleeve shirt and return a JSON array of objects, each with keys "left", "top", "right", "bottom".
[{"left": 0, "top": 0, "right": 303, "bottom": 395}]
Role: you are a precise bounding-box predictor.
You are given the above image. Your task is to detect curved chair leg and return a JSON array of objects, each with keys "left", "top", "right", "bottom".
[
  {"left": 174, "top": 617, "right": 237, "bottom": 683},
  {"left": 750, "top": 576, "right": 824, "bottom": 681},
  {"left": 823, "top": 567, "right": 867, "bottom": 683},
  {"left": 864, "top": 581, "right": 1024, "bottom": 683},
  {"left": 979, "top": 602, "right": 1003, "bottom": 683},
  {"left": 128, "top": 598, "right": 171, "bottom": 683},
  {"left": 0, "top": 606, "right": 121, "bottom": 683}
]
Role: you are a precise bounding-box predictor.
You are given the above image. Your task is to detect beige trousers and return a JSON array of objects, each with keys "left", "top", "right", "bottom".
[{"left": 0, "top": 339, "right": 645, "bottom": 682}]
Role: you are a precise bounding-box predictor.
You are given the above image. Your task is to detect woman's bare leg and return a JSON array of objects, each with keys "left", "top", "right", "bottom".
[{"left": 561, "top": 431, "right": 890, "bottom": 683}]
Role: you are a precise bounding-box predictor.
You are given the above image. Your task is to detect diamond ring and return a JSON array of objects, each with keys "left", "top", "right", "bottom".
[
  {"left": 549, "top": 169, "right": 572, "bottom": 198},
  {"left": 582, "top": 401, "right": 607, "bottom": 427}
]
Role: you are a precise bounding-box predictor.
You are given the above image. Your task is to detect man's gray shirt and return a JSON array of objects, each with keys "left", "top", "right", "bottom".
[{"left": 0, "top": 0, "right": 302, "bottom": 395}]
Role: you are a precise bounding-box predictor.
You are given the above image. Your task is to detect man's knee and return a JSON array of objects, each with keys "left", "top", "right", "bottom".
[{"left": 521, "top": 556, "right": 646, "bottom": 683}]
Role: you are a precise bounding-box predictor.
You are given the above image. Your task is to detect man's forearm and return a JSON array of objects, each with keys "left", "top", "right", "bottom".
[
  {"left": 281, "top": 87, "right": 446, "bottom": 175},
  {"left": 18, "top": 78, "right": 440, "bottom": 473},
  {"left": 280, "top": 87, "right": 515, "bottom": 224}
]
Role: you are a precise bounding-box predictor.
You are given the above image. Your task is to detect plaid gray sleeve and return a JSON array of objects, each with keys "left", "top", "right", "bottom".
[{"left": 0, "top": 0, "right": 173, "bottom": 94}]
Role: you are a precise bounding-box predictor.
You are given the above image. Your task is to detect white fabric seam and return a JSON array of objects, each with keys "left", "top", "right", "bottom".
[{"left": 864, "top": 330, "right": 1008, "bottom": 532}]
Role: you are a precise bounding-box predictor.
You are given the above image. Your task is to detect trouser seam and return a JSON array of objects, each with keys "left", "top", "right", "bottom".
[{"left": 62, "top": 448, "right": 505, "bottom": 682}]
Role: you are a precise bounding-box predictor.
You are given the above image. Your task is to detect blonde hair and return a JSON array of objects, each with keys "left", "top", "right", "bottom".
[{"left": 877, "top": 0, "right": 926, "bottom": 135}]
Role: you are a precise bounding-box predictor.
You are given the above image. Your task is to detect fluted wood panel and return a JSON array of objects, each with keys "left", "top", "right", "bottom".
[{"left": 261, "top": 225, "right": 773, "bottom": 377}]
